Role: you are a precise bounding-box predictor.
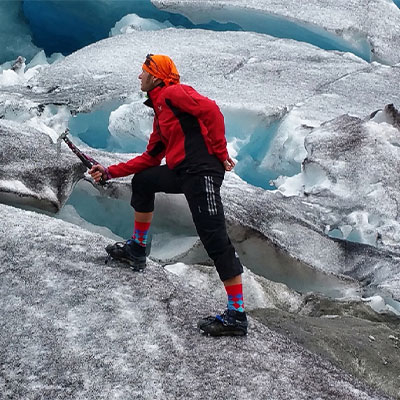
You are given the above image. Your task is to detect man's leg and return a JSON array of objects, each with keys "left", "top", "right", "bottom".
[
  {"left": 182, "top": 174, "right": 247, "bottom": 336},
  {"left": 223, "top": 274, "right": 245, "bottom": 313},
  {"left": 135, "top": 211, "right": 153, "bottom": 223},
  {"left": 131, "top": 211, "right": 153, "bottom": 247},
  {"left": 106, "top": 166, "right": 181, "bottom": 269},
  {"left": 223, "top": 275, "right": 241, "bottom": 286}
]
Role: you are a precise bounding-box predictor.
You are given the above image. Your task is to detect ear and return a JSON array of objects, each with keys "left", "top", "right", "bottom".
[{"left": 152, "top": 76, "right": 162, "bottom": 85}]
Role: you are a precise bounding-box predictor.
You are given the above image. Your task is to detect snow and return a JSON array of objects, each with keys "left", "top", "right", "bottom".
[
  {"left": 0, "top": 203, "right": 390, "bottom": 400},
  {"left": 0, "top": 68, "right": 26, "bottom": 86},
  {"left": 152, "top": 0, "right": 400, "bottom": 64},
  {"left": 0, "top": 50, "right": 64, "bottom": 88},
  {"left": 274, "top": 109, "right": 400, "bottom": 251},
  {"left": 0, "top": 179, "right": 36, "bottom": 197}
]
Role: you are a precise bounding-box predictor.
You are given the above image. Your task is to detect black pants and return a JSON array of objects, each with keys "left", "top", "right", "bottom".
[{"left": 130, "top": 165, "right": 243, "bottom": 281}]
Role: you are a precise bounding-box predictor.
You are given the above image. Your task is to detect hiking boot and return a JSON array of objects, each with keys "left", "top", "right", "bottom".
[
  {"left": 105, "top": 239, "right": 147, "bottom": 271},
  {"left": 198, "top": 309, "right": 248, "bottom": 336}
]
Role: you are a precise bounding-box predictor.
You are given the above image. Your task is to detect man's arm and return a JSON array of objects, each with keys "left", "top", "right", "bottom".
[{"left": 89, "top": 122, "right": 166, "bottom": 181}]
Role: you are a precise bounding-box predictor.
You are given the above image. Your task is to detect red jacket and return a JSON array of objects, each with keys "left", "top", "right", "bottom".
[{"left": 107, "top": 84, "right": 228, "bottom": 178}]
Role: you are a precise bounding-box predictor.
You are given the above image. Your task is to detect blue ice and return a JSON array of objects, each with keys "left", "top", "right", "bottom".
[
  {"left": 68, "top": 104, "right": 290, "bottom": 190},
  {"left": 22, "top": 0, "right": 238, "bottom": 57},
  {"left": 21, "top": 0, "right": 371, "bottom": 62},
  {"left": 68, "top": 100, "right": 148, "bottom": 154}
]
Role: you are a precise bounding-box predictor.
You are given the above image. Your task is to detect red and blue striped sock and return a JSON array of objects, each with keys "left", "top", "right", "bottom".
[
  {"left": 225, "top": 283, "right": 245, "bottom": 313},
  {"left": 132, "top": 221, "right": 151, "bottom": 247}
]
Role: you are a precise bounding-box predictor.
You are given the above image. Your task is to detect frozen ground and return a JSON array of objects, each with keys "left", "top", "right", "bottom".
[{"left": 0, "top": 203, "right": 395, "bottom": 400}]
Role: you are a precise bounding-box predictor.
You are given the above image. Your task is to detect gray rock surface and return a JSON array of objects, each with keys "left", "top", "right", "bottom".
[{"left": 252, "top": 305, "right": 400, "bottom": 400}]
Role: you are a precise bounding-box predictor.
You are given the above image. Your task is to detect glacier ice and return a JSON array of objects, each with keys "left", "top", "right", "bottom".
[
  {"left": 1, "top": 27, "right": 400, "bottom": 302},
  {"left": 157, "top": 1, "right": 372, "bottom": 60},
  {"left": 275, "top": 107, "right": 400, "bottom": 252},
  {"left": 110, "top": 13, "right": 174, "bottom": 36},
  {"left": 0, "top": 118, "right": 84, "bottom": 211},
  {"left": 1, "top": 3, "right": 400, "bottom": 398},
  {"left": 153, "top": 0, "right": 400, "bottom": 64},
  {"left": 0, "top": 202, "right": 390, "bottom": 400},
  {"left": 19, "top": 0, "right": 237, "bottom": 61},
  {"left": 2, "top": 0, "right": 400, "bottom": 67},
  {"left": 0, "top": 1, "right": 39, "bottom": 64}
]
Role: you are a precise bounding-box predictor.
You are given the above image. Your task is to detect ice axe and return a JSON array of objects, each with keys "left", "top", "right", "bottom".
[{"left": 59, "top": 128, "right": 107, "bottom": 186}]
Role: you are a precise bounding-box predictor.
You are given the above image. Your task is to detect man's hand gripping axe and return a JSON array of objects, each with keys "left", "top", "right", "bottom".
[{"left": 60, "top": 128, "right": 107, "bottom": 185}]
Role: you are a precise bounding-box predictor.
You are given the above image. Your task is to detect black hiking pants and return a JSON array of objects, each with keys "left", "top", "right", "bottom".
[{"left": 130, "top": 165, "right": 243, "bottom": 282}]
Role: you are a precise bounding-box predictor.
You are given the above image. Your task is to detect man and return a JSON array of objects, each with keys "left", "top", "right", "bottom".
[{"left": 89, "top": 54, "right": 247, "bottom": 336}]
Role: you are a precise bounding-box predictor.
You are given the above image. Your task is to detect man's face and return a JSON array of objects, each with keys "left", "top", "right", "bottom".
[{"left": 139, "top": 70, "right": 159, "bottom": 92}]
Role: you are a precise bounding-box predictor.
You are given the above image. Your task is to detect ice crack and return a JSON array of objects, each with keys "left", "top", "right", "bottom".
[
  {"left": 223, "top": 53, "right": 252, "bottom": 78},
  {"left": 315, "top": 65, "right": 372, "bottom": 94}
]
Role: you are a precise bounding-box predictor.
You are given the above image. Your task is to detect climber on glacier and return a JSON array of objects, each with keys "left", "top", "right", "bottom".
[{"left": 89, "top": 54, "right": 247, "bottom": 336}]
